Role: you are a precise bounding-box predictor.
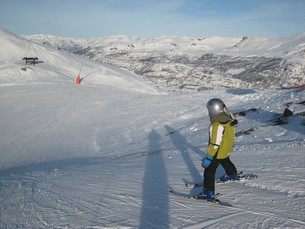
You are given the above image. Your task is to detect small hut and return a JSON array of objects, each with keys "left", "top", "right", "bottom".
[{"left": 23, "top": 57, "right": 38, "bottom": 65}]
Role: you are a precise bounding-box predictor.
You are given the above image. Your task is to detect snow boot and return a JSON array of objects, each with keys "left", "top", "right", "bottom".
[
  {"left": 196, "top": 190, "right": 215, "bottom": 201},
  {"left": 219, "top": 173, "right": 238, "bottom": 182}
]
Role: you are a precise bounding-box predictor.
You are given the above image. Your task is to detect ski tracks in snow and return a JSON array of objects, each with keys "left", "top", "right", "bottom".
[
  {"left": 176, "top": 181, "right": 305, "bottom": 228},
  {"left": 206, "top": 180, "right": 305, "bottom": 228}
]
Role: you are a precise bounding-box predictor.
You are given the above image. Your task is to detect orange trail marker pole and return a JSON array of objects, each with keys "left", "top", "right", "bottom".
[
  {"left": 75, "top": 74, "right": 81, "bottom": 84},
  {"left": 75, "top": 65, "right": 83, "bottom": 84}
]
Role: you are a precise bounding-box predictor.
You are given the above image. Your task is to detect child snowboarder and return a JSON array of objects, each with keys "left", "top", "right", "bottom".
[{"left": 199, "top": 98, "right": 238, "bottom": 201}]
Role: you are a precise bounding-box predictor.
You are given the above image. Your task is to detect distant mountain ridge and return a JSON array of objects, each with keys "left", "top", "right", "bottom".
[{"left": 25, "top": 33, "right": 305, "bottom": 92}]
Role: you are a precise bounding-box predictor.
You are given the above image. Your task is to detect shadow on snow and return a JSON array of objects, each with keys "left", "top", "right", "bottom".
[{"left": 139, "top": 130, "right": 169, "bottom": 228}]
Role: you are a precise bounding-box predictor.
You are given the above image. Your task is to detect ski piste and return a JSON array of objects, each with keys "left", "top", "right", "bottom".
[
  {"left": 168, "top": 186, "right": 233, "bottom": 207},
  {"left": 184, "top": 171, "right": 257, "bottom": 189}
]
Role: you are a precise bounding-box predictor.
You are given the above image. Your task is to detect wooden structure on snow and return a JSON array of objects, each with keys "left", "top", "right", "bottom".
[{"left": 23, "top": 57, "right": 38, "bottom": 65}]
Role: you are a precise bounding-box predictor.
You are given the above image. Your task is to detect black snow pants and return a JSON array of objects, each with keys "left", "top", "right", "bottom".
[{"left": 203, "top": 156, "right": 237, "bottom": 192}]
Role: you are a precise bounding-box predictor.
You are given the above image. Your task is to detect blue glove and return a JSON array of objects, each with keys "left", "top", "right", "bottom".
[{"left": 201, "top": 155, "right": 213, "bottom": 168}]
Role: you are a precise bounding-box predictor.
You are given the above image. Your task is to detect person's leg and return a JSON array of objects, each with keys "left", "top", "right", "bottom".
[
  {"left": 220, "top": 157, "right": 237, "bottom": 176},
  {"left": 219, "top": 157, "right": 237, "bottom": 181},
  {"left": 200, "top": 159, "right": 220, "bottom": 199},
  {"left": 203, "top": 159, "right": 219, "bottom": 191}
]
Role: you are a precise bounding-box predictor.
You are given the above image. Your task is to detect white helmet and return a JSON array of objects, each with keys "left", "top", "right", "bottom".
[{"left": 206, "top": 98, "right": 226, "bottom": 117}]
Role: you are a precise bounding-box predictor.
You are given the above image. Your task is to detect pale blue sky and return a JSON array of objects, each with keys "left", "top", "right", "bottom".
[{"left": 1, "top": 0, "right": 305, "bottom": 38}]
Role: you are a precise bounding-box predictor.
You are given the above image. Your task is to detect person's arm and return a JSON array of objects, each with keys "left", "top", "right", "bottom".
[{"left": 207, "top": 122, "right": 223, "bottom": 157}]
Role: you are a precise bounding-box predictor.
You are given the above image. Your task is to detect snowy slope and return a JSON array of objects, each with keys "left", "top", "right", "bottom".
[
  {"left": 0, "top": 28, "right": 160, "bottom": 94},
  {"left": 1, "top": 28, "right": 305, "bottom": 228}
]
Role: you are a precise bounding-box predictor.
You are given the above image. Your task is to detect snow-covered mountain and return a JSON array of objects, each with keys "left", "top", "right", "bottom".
[
  {"left": 1, "top": 28, "right": 305, "bottom": 228},
  {"left": 0, "top": 28, "right": 160, "bottom": 94},
  {"left": 26, "top": 33, "right": 305, "bottom": 91}
]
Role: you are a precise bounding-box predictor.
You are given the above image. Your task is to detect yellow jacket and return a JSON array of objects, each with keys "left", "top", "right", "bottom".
[{"left": 207, "top": 113, "right": 236, "bottom": 159}]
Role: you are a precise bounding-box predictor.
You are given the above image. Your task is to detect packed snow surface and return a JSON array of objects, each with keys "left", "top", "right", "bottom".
[{"left": 1, "top": 28, "right": 305, "bottom": 228}]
